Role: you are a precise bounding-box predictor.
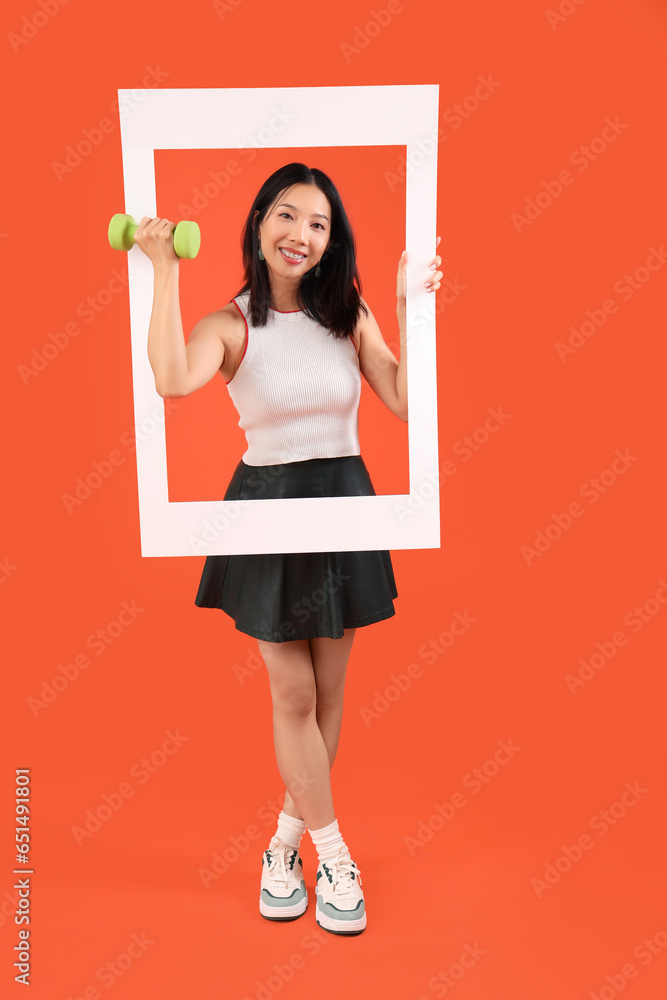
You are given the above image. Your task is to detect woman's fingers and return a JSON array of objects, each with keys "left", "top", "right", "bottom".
[
  {"left": 426, "top": 235, "right": 443, "bottom": 290},
  {"left": 426, "top": 237, "right": 443, "bottom": 291},
  {"left": 398, "top": 240, "right": 444, "bottom": 293},
  {"left": 133, "top": 217, "right": 179, "bottom": 263}
]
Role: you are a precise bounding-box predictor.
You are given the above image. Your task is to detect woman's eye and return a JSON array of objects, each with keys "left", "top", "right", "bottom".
[{"left": 279, "top": 212, "right": 324, "bottom": 230}]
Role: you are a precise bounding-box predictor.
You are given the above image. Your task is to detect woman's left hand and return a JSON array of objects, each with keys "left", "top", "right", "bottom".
[{"left": 397, "top": 236, "right": 443, "bottom": 301}]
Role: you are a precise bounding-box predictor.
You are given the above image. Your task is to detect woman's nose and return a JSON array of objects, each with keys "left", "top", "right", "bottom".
[{"left": 289, "top": 220, "right": 309, "bottom": 244}]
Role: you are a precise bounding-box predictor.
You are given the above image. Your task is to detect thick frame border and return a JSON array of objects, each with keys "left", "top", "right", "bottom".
[{"left": 118, "top": 85, "right": 440, "bottom": 556}]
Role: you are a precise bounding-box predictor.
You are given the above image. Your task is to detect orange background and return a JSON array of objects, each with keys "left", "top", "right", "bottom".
[
  {"left": 156, "top": 144, "right": 409, "bottom": 501},
  {"left": 2, "top": 1, "right": 667, "bottom": 998}
]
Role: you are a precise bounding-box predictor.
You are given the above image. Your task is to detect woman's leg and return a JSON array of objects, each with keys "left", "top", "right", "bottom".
[
  {"left": 258, "top": 629, "right": 356, "bottom": 827},
  {"left": 312, "top": 629, "right": 356, "bottom": 761},
  {"left": 283, "top": 629, "right": 356, "bottom": 819}
]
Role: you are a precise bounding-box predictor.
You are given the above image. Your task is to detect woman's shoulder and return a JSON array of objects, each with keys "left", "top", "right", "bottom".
[
  {"left": 221, "top": 292, "right": 248, "bottom": 318},
  {"left": 193, "top": 297, "right": 247, "bottom": 348}
]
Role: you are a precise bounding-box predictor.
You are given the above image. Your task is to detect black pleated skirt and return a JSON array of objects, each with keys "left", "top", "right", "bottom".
[{"left": 194, "top": 455, "right": 398, "bottom": 642}]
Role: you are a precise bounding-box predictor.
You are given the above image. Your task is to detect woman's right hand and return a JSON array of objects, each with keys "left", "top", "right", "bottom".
[{"left": 133, "top": 216, "right": 180, "bottom": 268}]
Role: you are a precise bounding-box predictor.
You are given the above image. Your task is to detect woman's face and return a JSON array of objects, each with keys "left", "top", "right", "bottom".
[{"left": 257, "top": 183, "right": 332, "bottom": 276}]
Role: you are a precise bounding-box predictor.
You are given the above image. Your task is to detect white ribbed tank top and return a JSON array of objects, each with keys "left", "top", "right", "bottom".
[{"left": 224, "top": 290, "right": 362, "bottom": 466}]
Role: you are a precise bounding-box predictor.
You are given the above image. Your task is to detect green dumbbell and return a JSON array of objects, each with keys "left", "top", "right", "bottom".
[{"left": 107, "top": 214, "right": 201, "bottom": 259}]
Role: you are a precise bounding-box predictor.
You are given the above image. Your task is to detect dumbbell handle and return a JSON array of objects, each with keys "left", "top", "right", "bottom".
[{"left": 123, "top": 219, "right": 142, "bottom": 243}]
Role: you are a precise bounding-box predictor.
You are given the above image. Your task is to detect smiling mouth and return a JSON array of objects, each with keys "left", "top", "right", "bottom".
[{"left": 279, "top": 247, "right": 307, "bottom": 261}]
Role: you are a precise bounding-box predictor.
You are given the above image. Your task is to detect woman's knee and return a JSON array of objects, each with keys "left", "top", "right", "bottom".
[
  {"left": 274, "top": 685, "right": 317, "bottom": 719},
  {"left": 257, "top": 638, "right": 317, "bottom": 718}
]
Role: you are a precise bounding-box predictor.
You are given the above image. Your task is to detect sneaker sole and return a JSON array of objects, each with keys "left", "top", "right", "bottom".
[
  {"left": 315, "top": 906, "right": 366, "bottom": 935},
  {"left": 259, "top": 895, "right": 308, "bottom": 921}
]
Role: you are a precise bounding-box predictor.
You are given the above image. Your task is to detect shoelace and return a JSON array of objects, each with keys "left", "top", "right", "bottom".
[
  {"left": 326, "top": 847, "right": 362, "bottom": 899},
  {"left": 266, "top": 837, "right": 295, "bottom": 887}
]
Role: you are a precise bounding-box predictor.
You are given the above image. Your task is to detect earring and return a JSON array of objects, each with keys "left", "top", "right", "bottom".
[
  {"left": 258, "top": 244, "right": 265, "bottom": 261},
  {"left": 315, "top": 264, "right": 321, "bottom": 277}
]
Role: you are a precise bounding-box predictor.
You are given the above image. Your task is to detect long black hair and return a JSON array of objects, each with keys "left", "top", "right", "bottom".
[{"left": 232, "top": 162, "right": 368, "bottom": 340}]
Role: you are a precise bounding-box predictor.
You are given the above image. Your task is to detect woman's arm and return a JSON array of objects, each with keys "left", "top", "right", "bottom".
[
  {"left": 356, "top": 240, "right": 442, "bottom": 421},
  {"left": 356, "top": 300, "right": 409, "bottom": 422},
  {"left": 135, "top": 217, "right": 227, "bottom": 398}
]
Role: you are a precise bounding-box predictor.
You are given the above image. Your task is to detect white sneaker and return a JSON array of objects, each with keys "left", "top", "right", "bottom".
[
  {"left": 259, "top": 836, "right": 308, "bottom": 920},
  {"left": 315, "top": 845, "right": 366, "bottom": 935}
]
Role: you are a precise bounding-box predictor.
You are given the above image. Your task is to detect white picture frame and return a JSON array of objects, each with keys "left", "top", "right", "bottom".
[{"left": 118, "top": 85, "right": 440, "bottom": 556}]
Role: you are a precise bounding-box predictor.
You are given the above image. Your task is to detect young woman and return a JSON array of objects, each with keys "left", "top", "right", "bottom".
[{"left": 135, "top": 163, "right": 442, "bottom": 936}]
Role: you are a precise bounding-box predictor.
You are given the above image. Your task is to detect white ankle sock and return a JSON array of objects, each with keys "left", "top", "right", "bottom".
[
  {"left": 274, "top": 810, "right": 307, "bottom": 850},
  {"left": 308, "top": 818, "right": 348, "bottom": 863}
]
